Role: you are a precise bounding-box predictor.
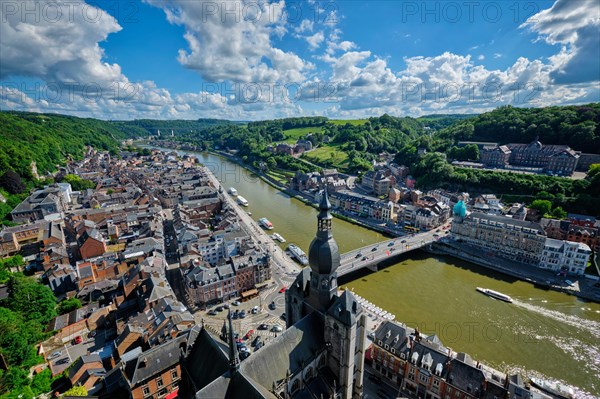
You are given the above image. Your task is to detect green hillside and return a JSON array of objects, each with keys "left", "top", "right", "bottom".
[{"left": 0, "top": 111, "right": 146, "bottom": 179}]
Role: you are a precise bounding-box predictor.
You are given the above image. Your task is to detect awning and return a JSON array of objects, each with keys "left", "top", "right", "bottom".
[
  {"left": 240, "top": 288, "right": 258, "bottom": 298},
  {"left": 165, "top": 389, "right": 179, "bottom": 399}
]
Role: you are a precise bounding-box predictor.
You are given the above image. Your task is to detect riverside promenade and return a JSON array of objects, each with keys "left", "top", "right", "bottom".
[{"left": 201, "top": 165, "right": 302, "bottom": 276}]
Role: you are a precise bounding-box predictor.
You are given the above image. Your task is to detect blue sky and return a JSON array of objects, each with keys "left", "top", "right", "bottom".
[{"left": 1, "top": 0, "right": 598, "bottom": 120}]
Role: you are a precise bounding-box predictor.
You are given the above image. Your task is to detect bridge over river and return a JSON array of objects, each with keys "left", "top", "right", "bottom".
[{"left": 337, "top": 228, "right": 445, "bottom": 277}]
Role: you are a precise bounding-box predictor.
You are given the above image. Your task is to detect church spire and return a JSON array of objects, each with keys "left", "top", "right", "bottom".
[
  {"left": 227, "top": 310, "right": 240, "bottom": 373},
  {"left": 307, "top": 190, "right": 340, "bottom": 310},
  {"left": 316, "top": 190, "right": 333, "bottom": 240}
]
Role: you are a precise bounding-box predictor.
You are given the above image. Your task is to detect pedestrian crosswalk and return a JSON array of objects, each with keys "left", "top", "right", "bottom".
[{"left": 260, "top": 285, "right": 278, "bottom": 298}]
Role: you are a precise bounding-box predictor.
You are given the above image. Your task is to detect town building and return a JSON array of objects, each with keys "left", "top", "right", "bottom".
[
  {"left": 371, "top": 320, "right": 514, "bottom": 399},
  {"left": 11, "top": 185, "right": 69, "bottom": 223},
  {"left": 451, "top": 204, "right": 546, "bottom": 266},
  {"left": 539, "top": 239, "right": 592, "bottom": 275},
  {"left": 480, "top": 144, "right": 511, "bottom": 167},
  {"left": 479, "top": 138, "right": 579, "bottom": 176}
]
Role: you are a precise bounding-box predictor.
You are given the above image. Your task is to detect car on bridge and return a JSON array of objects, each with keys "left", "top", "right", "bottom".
[
  {"left": 362, "top": 256, "right": 367, "bottom": 261},
  {"left": 371, "top": 247, "right": 378, "bottom": 252},
  {"left": 387, "top": 242, "right": 394, "bottom": 247},
  {"left": 355, "top": 253, "right": 362, "bottom": 258},
  {"left": 401, "top": 239, "right": 406, "bottom": 243}
]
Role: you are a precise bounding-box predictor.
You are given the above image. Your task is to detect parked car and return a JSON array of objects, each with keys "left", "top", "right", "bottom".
[
  {"left": 244, "top": 330, "right": 255, "bottom": 340},
  {"left": 251, "top": 306, "right": 259, "bottom": 314},
  {"left": 239, "top": 311, "right": 246, "bottom": 319},
  {"left": 55, "top": 358, "right": 69, "bottom": 365},
  {"left": 367, "top": 332, "right": 375, "bottom": 340},
  {"left": 269, "top": 301, "right": 276, "bottom": 310},
  {"left": 208, "top": 310, "right": 218, "bottom": 316},
  {"left": 239, "top": 350, "right": 251, "bottom": 360},
  {"left": 72, "top": 336, "right": 82, "bottom": 345},
  {"left": 48, "top": 351, "right": 62, "bottom": 360},
  {"left": 271, "top": 325, "right": 283, "bottom": 333},
  {"left": 232, "top": 312, "right": 239, "bottom": 319},
  {"left": 258, "top": 323, "right": 269, "bottom": 330},
  {"left": 255, "top": 341, "right": 264, "bottom": 350},
  {"left": 279, "top": 286, "right": 287, "bottom": 293},
  {"left": 87, "top": 331, "right": 97, "bottom": 338},
  {"left": 223, "top": 303, "right": 230, "bottom": 309},
  {"left": 251, "top": 336, "right": 261, "bottom": 347},
  {"left": 565, "top": 280, "right": 576, "bottom": 287},
  {"left": 232, "top": 300, "right": 240, "bottom": 306},
  {"left": 215, "top": 306, "right": 224, "bottom": 312}
]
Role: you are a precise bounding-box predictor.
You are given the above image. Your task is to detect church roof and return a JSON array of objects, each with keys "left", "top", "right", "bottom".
[
  {"left": 327, "top": 290, "right": 362, "bottom": 327},
  {"left": 186, "top": 327, "right": 230, "bottom": 392},
  {"left": 241, "top": 312, "right": 325, "bottom": 388},
  {"left": 197, "top": 370, "right": 277, "bottom": 399}
]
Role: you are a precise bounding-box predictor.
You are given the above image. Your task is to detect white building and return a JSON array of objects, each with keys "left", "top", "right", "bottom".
[{"left": 539, "top": 238, "right": 592, "bottom": 275}]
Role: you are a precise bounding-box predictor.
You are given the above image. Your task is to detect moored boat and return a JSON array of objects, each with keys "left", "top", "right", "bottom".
[
  {"left": 287, "top": 244, "right": 308, "bottom": 266},
  {"left": 237, "top": 196, "right": 249, "bottom": 206},
  {"left": 271, "top": 233, "right": 286, "bottom": 243},
  {"left": 228, "top": 187, "right": 238, "bottom": 196},
  {"left": 476, "top": 287, "right": 513, "bottom": 303},
  {"left": 259, "top": 218, "right": 274, "bottom": 230},
  {"left": 529, "top": 378, "right": 574, "bottom": 399}
]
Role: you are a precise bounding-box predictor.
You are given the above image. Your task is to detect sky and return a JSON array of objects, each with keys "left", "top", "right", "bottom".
[{"left": 0, "top": 0, "right": 599, "bottom": 120}]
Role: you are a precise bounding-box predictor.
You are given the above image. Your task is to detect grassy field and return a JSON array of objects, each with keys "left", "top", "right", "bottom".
[
  {"left": 328, "top": 119, "right": 369, "bottom": 126},
  {"left": 302, "top": 145, "right": 349, "bottom": 170},
  {"left": 282, "top": 126, "right": 324, "bottom": 143}
]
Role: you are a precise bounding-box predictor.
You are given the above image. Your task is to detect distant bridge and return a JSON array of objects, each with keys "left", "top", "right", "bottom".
[{"left": 337, "top": 229, "right": 444, "bottom": 277}]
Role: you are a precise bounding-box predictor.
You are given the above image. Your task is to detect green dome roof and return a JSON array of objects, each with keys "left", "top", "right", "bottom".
[{"left": 453, "top": 200, "right": 467, "bottom": 218}]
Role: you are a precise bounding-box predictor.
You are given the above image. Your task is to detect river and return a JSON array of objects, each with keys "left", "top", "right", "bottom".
[{"left": 161, "top": 147, "right": 600, "bottom": 397}]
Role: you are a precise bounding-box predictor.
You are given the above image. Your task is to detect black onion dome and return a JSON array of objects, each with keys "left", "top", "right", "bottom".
[{"left": 308, "top": 235, "right": 340, "bottom": 275}]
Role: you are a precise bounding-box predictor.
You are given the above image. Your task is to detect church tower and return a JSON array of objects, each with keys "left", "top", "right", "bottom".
[{"left": 307, "top": 190, "right": 340, "bottom": 312}]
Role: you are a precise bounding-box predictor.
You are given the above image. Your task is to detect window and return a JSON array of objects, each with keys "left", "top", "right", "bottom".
[
  {"left": 158, "top": 388, "right": 167, "bottom": 398},
  {"left": 291, "top": 379, "right": 300, "bottom": 393},
  {"left": 171, "top": 369, "right": 179, "bottom": 380},
  {"left": 157, "top": 378, "right": 164, "bottom": 388},
  {"left": 143, "top": 386, "right": 151, "bottom": 397}
]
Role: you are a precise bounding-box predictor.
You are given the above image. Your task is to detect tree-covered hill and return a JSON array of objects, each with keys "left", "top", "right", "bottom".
[
  {"left": 117, "top": 118, "right": 237, "bottom": 136},
  {"left": 432, "top": 104, "right": 600, "bottom": 153},
  {"left": 0, "top": 111, "right": 147, "bottom": 179}
]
